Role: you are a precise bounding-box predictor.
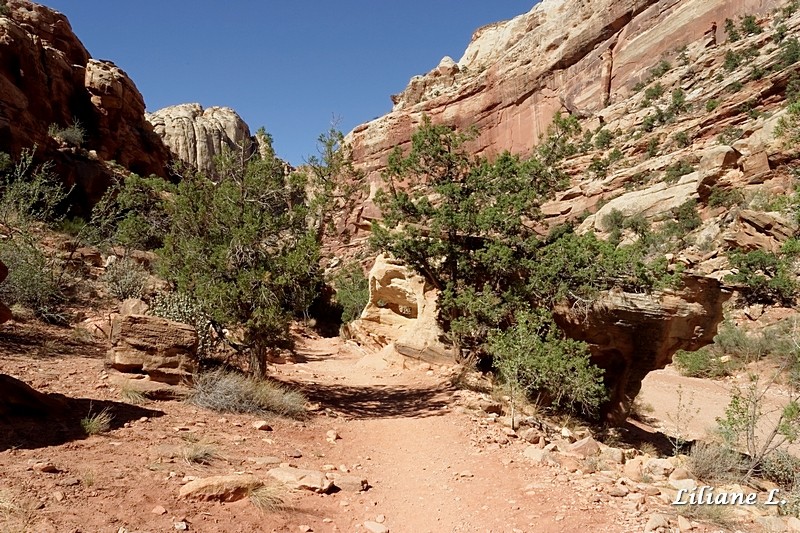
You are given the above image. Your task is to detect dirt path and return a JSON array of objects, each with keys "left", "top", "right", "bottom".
[{"left": 272, "top": 335, "right": 645, "bottom": 533}]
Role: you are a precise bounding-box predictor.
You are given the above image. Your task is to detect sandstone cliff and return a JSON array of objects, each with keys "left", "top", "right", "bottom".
[
  {"left": 0, "top": 0, "right": 171, "bottom": 207},
  {"left": 343, "top": 0, "right": 800, "bottom": 421},
  {"left": 146, "top": 103, "right": 254, "bottom": 176}
]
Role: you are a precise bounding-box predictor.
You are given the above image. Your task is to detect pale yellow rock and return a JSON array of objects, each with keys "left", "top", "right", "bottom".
[{"left": 178, "top": 474, "right": 263, "bottom": 502}]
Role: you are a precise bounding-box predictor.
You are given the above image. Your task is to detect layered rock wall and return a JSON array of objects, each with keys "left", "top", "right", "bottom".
[{"left": 146, "top": 103, "right": 254, "bottom": 176}]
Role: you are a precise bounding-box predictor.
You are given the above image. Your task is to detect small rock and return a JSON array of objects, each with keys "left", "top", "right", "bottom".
[
  {"left": 179, "top": 474, "right": 263, "bottom": 502},
  {"left": 285, "top": 449, "right": 303, "bottom": 459},
  {"left": 669, "top": 478, "right": 697, "bottom": 492},
  {"left": 252, "top": 421, "right": 272, "bottom": 431},
  {"left": 58, "top": 478, "right": 80, "bottom": 487},
  {"left": 669, "top": 467, "right": 692, "bottom": 481},
  {"left": 644, "top": 513, "right": 670, "bottom": 533},
  {"left": 756, "top": 516, "right": 788, "bottom": 532},
  {"left": 151, "top": 505, "right": 167, "bottom": 515},
  {"left": 677, "top": 515, "right": 693, "bottom": 532},
  {"left": 174, "top": 522, "right": 188, "bottom": 531},
  {"left": 787, "top": 517, "right": 800, "bottom": 532},
  {"left": 375, "top": 514, "right": 386, "bottom": 524},
  {"left": 643, "top": 458, "right": 674, "bottom": 479},
  {"left": 329, "top": 473, "right": 369, "bottom": 492},
  {"left": 568, "top": 437, "right": 600, "bottom": 458},
  {"left": 298, "top": 526, "right": 312, "bottom": 533},
  {"left": 363, "top": 521, "right": 389, "bottom": 533},
  {"left": 52, "top": 491, "right": 65, "bottom": 502},
  {"left": 326, "top": 429, "right": 340, "bottom": 441},
  {"left": 267, "top": 467, "right": 334, "bottom": 493},
  {"left": 246, "top": 456, "right": 281, "bottom": 466},
  {"left": 560, "top": 427, "right": 574, "bottom": 441},
  {"left": 33, "top": 461, "right": 59, "bottom": 473},
  {"left": 607, "top": 485, "right": 629, "bottom": 497}
]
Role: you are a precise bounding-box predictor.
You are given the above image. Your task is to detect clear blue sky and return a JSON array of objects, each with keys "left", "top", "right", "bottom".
[{"left": 40, "top": 1, "right": 535, "bottom": 165}]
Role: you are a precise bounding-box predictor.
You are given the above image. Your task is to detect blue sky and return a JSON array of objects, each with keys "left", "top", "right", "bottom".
[{"left": 40, "top": 1, "right": 534, "bottom": 165}]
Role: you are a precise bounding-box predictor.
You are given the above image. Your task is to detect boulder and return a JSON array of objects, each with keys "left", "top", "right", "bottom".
[
  {"left": 266, "top": 467, "right": 334, "bottom": 493},
  {"left": 146, "top": 103, "right": 255, "bottom": 176},
  {"left": 568, "top": 436, "right": 601, "bottom": 458},
  {"left": 554, "top": 276, "right": 730, "bottom": 423},
  {"left": 347, "top": 254, "right": 452, "bottom": 365},
  {"left": 107, "top": 314, "right": 198, "bottom": 384},
  {"left": 178, "top": 474, "right": 263, "bottom": 502}
]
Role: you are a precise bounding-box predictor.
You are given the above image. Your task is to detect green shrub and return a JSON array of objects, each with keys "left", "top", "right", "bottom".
[
  {"left": 673, "top": 131, "right": 690, "bottom": 148},
  {"left": 331, "top": 261, "right": 369, "bottom": 324},
  {"left": 664, "top": 159, "right": 695, "bottom": 183},
  {"left": 0, "top": 239, "right": 63, "bottom": 322},
  {"left": 739, "top": 14, "right": 762, "bottom": 35},
  {"left": 594, "top": 129, "right": 614, "bottom": 149},
  {"left": 101, "top": 257, "right": 148, "bottom": 300},
  {"left": 48, "top": 121, "right": 85, "bottom": 147},
  {"left": 779, "top": 37, "right": 800, "bottom": 68},
  {"left": 646, "top": 136, "right": 660, "bottom": 157},
  {"left": 780, "top": 483, "right": 800, "bottom": 518},
  {"left": 189, "top": 369, "right": 306, "bottom": 419},
  {"left": 724, "top": 50, "right": 742, "bottom": 72},
  {"left": 687, "top": 441, "right": 746, "bottom": 482},
  {"left": 717, "top": 126, "right": 743, "bottom": 145},
  {"left": 708, "top": 186, "right": 744, "bottom": 208},
  {"left": 0, "top": 1, "right": 9, "bottom": 16},
  {"left": 650, "top": 60, "right": 672, "bottom": 79},
  {"left": 706, "top": 99, "right": 721, "bottom": 112},
  {"left": 489, "top": 309, "right": 606, "bottom": 416},
  {"left": 775, "top": 24, "right": 789, "bottom": 44},
  {"left": 777, "top": 101, "right": 800, "bottom": 149},
  {"left": 674, "top": 348, "right": 733, "bottom": 378},
  {"left": 760, "top": 449, "right": 800, "bottom": 489},
  {"left": 643, "top": 83, "right": 665, "bottom": 103},
  {"left": 149, "top": 292, "right": 216, "bottom": 359},
  {"left": 727, "top": 81, "right": 744, "bottom": 93},
  {"left": 724, "top": 18, "right": 741, "bottom": 42},
  {"left": 670, "top": 199, "right": 701, "bottom": 233},
  {"left": 725, "top": 250, "right": 797, "bottom": 304},
  {"left": 80, "top": 408, "right": 112, "bottom": 435}
]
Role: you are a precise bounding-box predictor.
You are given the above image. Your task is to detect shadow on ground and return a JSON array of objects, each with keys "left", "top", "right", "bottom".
[
  {"left": 0, "top": 321, "right": 106, "bottom": 361},
  {"left": 0, "top": 396, "right": 163, "bottom": 451},
  {"left": 294, "top": 381, "right": 452, "bottom": 420}
]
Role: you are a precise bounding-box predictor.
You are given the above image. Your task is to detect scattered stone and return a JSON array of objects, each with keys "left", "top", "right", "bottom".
[
  {"left": 252, "top": 421, "right": 272, "bottom": 431},
  {"left": 523, "top": 446, "right": 556, "bottom": 466},
  {"left": 669, "top": 467, "right": 692, "bottom": 481},
  {"left": 285, "top": 449, "right": 303, "bottom": 459},
  {"left": 151, "top": 505, "right": 167, "bottom": 515},
  {"left": 643, "top": 458, "right": 675, "bottom": 479},
  {"left": 644, "top": 513, "right": 670, "bottom": 533},
  {"left": 58, "top": 478, "right": 80, "bottom": 487},
  {"left": 568, "top": 437, "right": 600, "bottom": 457},
  {"left": 174, "top": 522, "right": 188, "bottom": 531},
  {"left": 267, "top": 467, "right": 334, "bottom": 493},
  {"left": 246, "top": 456, "right": 282, "bottom": 466},
  {"left": 623, "top": 456, "right": 644, "bottom": 481},
  {"left": 178, "top": 474, "right": 263, "bottom": 502},
  {"left": 298, "top": 526, "right": 312, "bottom": 533},
  {"left": 756, "top": 516, "right": 788, "bottom": 532},
  {"left": 328, "top": 473, "right": 369, "bottom": 492},
  {"left": 787, "top": 517, "right": 800, "bottom": 532},
  {"left": 599, "top": 446, "right": 625, "bottom": 464},
  {"left": 607, "top": 485, "right": 629, "bottom": 497},
  {"left": 326, "top": 429, "right": 340, "bottom": 442},
  {"left": 677, "top": 515, "right": 693, "bottom": 532},
  {"left": 669, "top": 478, "right": 697, "bottom": 492},
  {"left": 560, "top": 427, "right": 574, "bottom": 441},
  {"left": 33, "top": 461, "right": 58, "bottom": 473},
  {"left": 375, "top": 514, "right": 386, "bottom": 524},
  {"left": 119, "top": 298, "right": 148, "bottom": 316},
  {"left": 363, "top": 521, "right": 389, "bottom": 533},
  {"left": 52, "top": 491, "right": 65, "bottom": 502}
]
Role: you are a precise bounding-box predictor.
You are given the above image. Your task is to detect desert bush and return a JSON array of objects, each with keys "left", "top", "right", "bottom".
[
  {"left": 708, "top": 186, "right": 744, "bottom": 208},
  {"left": 593, "top": 129, "right": 613, "bottom": 149},
  {"left": 673, "top": 131, "right": 690, "bottom": 148},
  {"left": 725, "top": 250, "right": 797, "bottom": 305},
  {"left": 189, "top": 369, "right": 306, "bottom": 419},
  {"left": 0, "top": 1, "right": 9, "bottom": 16},
  {"left": 149, "top": 292, "right": 216, "bottom": 359},
  {"left": 182, "top": 443, "right": 218, "bottom": 465},
  {"left": 718, "top": 126, "right": 744, "bottom": 145},
  {"left": 664, "top": 160, "right": 694, "bottom": 184},
  {"left": 687, "top": 441, "right": 746, "bottom": 482},
  {"left": 777, "top": 101, "right": 800, "bottom": 149},
  {"left": 706, "top": 99, "right": 721, "bottom": 112},
  {"left": 0, "top": 238, "right": 63, "bottom": 322},
  {"left": 779, "top": 37, "right": 800, "bottom": 69},
  {"left": 489, "top": 309, "right": 606, "bottom": 416},
  {"left": 760, "top": 449, "right": 800, "bottom": 488},
  {"left": 724, "top": 18, "right": 741, "bottom": 42},
  {"left": 331, "top": 261, "right": 369, "bottom": 324},
  {"left": 101, "top": 256, "right": 148, "bottom": 300},
  {"left": 646, "top": 136, "right": 660, "bottom": 157},
  {"left": 674, "top": 348, "right": 734, "bottom": 378},
  {"left": 47, "top": 121, "right": 85, "bottom": 147},
  {"left": 724, "top": 50, "right": 742, "bottom": 71},
  {"left": 780, "top": 483, "right": 800, "bottom": 517}
]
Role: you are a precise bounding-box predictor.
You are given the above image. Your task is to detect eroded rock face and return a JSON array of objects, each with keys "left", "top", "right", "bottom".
[
  {"left": 108, "top": 314, "right": 198, "bottom": 385},
  {"left": 0, "top": 1, "right": 170, "bottom": 207},
  {"left": 342, "top": 0, "right": 780, "bottom": 238},
  {"left": 347, "top": 254, "right": 451, "bottom": 365},
  {"left": 554, "top": 276, "right": 731, "bottom": 423},
  {"left": 146, "top": 103, "right": 253, "bottom": 176}
]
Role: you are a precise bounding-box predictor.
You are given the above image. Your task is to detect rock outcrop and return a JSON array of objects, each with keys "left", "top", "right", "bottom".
[
  {"left": 107, "top": 314, "right": 198, "bottom": 385},
  {"left": 554, "top": 276, "right": 731, "bottom": 423},
  {"left": 146, "top": 103, "right": 254, "bottom": 176},
  {"left": 347, "top": 254, "right": 451, "bottom": 366},
  {"left": 0, "top": 1, "right": 171, "bottom": 207},
  {"left": 342, "top": 0, "right": 781, "bottom": 236}
]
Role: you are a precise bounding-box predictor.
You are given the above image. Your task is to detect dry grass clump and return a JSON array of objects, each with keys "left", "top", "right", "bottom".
[
  {"left": 687, "top": 441, "right": 746, "bottom": 483},
  {"left": 249, "top": 483, "right": 286, "bottom": 513},
  {"left": 182, "top": 443, "right": 218, "bottom": 465},
  {"left": 80, "top": 407, "right": 113, "bottom": 435},
  {"left": 120, "top": 387, "right": 147, "bottom": 406},
  {"left": 189, "top": 369, "right": 306, "bottom": 419},
  {"left": 677, "top": 503, "right": 737, "bottom": 527}
]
